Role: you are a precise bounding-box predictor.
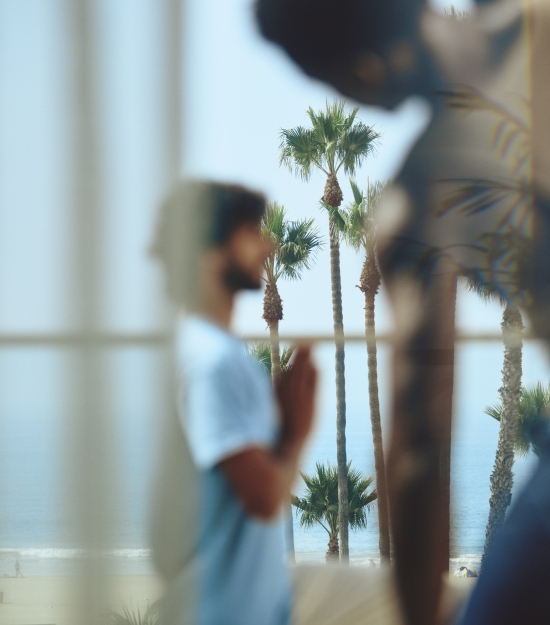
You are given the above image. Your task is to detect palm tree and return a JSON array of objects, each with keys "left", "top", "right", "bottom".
[
  {"left": 338, "top": 178, "right": 391, "bottom": 562},
  {"left": 261, "top": 202, "right": 322, "bottom": 384},
  {"left": 441, "top": 81, "right": 531, "bottom": 568},
  {"left": 465, "top": 278, "right": 523, "bottom": 566},
  {"left": 291, "top": 461, "right": 377, "bottom": 562},
  {"left": 280, "top": 100, "right": 380, "bottom": 561},
  {"left": 486, "top": 382, "right": 550, "bottom": 458}
]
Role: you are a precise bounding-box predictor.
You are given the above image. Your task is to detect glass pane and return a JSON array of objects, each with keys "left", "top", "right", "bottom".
[{"left": 0, "top": 1, "right": 72, "bottom": 333}]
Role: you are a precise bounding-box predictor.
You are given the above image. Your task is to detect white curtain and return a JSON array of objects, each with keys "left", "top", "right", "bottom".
[{"left": 0, "top": 0, "right": 184, "bottom": 621}]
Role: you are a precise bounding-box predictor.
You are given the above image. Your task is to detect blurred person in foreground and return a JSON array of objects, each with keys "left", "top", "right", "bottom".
[
  {"left": 256, "top": 0, "right": 550, "bottom": 624},
  {"left": 149, "top": 180, "right": 402, "bottom": 625}
]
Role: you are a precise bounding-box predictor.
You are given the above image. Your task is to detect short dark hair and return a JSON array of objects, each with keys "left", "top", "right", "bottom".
[
  {"left": 207, "top": 182, "right": 266, "bottom": 245},
  {"left": 255, "top": 0, "right": 425, "bottom": 77},
  {"left": 150, "top": 180, "right": 266, "bottom": 305}
]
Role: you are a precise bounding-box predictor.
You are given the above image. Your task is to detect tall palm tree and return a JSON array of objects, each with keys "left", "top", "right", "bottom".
[
  {"left": 339, "top": 178, "right": 391, "bottom": 562},
  {"left": 280, "top": 100, "right": 380, "bottom": 561},
  {"left": 486, "top": 381, "right": 550, "bottom": 458},
  {"left": 441, "top": 82, "right": 531, "bottom": 568},
  {"left": 291, "top": 461, "right": 377, "bottom": 562},
  {"left": 255, "top": 200, "right": 321, "bottom": 564},
  {"left": 261, "top": 202, "right": 322, "bottom": 384},
  {"left": 466, "top": 278, "right": 523, "bottom": 566}
]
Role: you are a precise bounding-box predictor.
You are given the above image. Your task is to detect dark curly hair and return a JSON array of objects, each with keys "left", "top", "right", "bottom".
[{"left": 150, "top": 180, "right": 266, "bottom": 304}]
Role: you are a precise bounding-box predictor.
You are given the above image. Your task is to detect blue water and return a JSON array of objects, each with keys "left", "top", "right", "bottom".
[{"left": 0, "top": 342, "right": 547, "bottom": 575}]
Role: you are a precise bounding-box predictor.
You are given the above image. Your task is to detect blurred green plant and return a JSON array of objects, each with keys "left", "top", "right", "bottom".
[
  {"left": 247, "top": 342, "right": 294, "bottom": 377},
  {"left": 444, "top": 5, "right": 470, "bottom": 20},
  {"left": 106, "top": 601, "right": 161, "bottom": 625}
]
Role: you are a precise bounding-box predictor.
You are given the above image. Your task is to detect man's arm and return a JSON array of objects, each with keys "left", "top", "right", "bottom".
[{"left": 220, "top": 345, "right": 317, "bottom": 520}]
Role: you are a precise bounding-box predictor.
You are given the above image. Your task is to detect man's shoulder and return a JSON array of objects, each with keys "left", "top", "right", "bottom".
[{"left": 177, "top": 316, "right": 248, "bottom": 375}]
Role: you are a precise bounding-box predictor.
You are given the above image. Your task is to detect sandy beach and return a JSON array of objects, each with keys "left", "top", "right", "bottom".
[
  {"left": 0, "top": 571, "right": 476, "bottom": 625},
  {"left": 0, "top": 575, "right": 164, "bottom": 625}
]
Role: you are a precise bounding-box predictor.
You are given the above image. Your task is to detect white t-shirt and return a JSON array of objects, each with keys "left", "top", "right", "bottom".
[{"left": 176, "top": 315, "right": 292, "bottom": 625}]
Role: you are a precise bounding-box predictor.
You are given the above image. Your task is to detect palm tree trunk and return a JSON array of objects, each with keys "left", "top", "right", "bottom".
[
  {"left": 268, "top": 320, "right": 282, "bottom": 384},
  {"left": 326, "top": 532, "right": 339, "bottom": 562},
  {"left": 263, "top": 282, "right": 294, "bottom": 559},
  {"left": 329, "top": 212, "right": 349, "bottom": 563},
  {"left": 482, "top": 304, "right": 523, "bottom": 566},
  {"left": 285, "top": 501, "right": 295, "bottom": 564},
  {"left": 263, "top": 281, "right": 283, "bottom": 384},
  {"left": 323, "top": 173, "right": 349, "bottom": 563},
  {"left": 361, "top": 256, "right": 391, "bottom": 562},
  {"left": 268, "top": 320, "right": 295, "bottom": 562}
]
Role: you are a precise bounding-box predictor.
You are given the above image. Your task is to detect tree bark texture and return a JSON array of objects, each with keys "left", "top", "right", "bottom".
[
  {"left": 326, "top": 532, "right": 340, "bottom": 562},
  {"left": 268, "top": 322, "right": 281, "bottom": 385},
  {"left": 437, "top": 279, "right": 457, "bottom": 582},
  {"left": 285, "top": 501, "right": 295, "bottom": 563},
  {"left": 263, "top": 281, "right": 293, "bottom": 557},
  {"left": 482, "top": 304, "right": 523, "bottom": 566},
  {"left": 324, "top": 173, "right": 349, "bottom": 563},
  {"left": 360, "top": 255, "right": 391, "bottom": 562},
  {"left": 263, "top": 282, "right": 283, "bottom": 385}
]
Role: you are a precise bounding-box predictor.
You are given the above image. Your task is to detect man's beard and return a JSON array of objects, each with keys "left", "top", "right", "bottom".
[{"left": 223, "top": 264, "right": 261, "bottom": 292}]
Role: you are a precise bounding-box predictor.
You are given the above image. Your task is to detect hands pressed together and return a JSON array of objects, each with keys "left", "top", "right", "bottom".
[{"left": 277, "top": 345, "right": 318, "bottom": 447}]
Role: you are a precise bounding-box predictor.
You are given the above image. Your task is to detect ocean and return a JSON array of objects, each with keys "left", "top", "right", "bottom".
[{"left": 0, "top": 340, "right": 546, "bottom": 577}]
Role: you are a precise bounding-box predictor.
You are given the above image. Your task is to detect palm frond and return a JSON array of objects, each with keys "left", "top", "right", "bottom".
[
  {"left": 277, "top": 218, "right": 323, "bottom": 280},
  {"left": 462, "top": 274, "right": 508, "bottom": 306},
  {"left": 319, "top": 200, "right": 346, "bottom": 238},
  {"left": 442, "top": 87, "right": 529, "bottom": 134},
  {"left": 437, "top": 178, "right": 527, "bottom": 219},
  {"left": 247, "top": 342, "right": 294, "bottom": 376},
  {"left": 485, "top": 382, "right": 550, "bottom": 457},
  {"left": 485, "top": 403, "right": 502, "bottom": 422},
  {"left": 291, "top": 461, "right": 376, "bottom": 535},
  {"left": 279, "top": 126, "right": 323, "bottom": 180},
  {"left": 280, "top": 100, "right": 379, "bottom": 179},
  {"left": 337, "top": 123, "right": 380, "bottom": 175},
  {"left": 340, "top": 179, "right": 391, "bottom": 253},
  {"left": 349, "top": 178, "right": 364, "bottom": 205},
  {"left": 279, "top": 345, "right": 295, "bottom": 371},
  {"left": 262, "top": 203, "right": 323, "bottom": 283},
  {"left": 261, "top": 202, "right": 286, "bottom": 245},
  {"left": 247, "top": 343, "right": 272, "bottom": 375}
]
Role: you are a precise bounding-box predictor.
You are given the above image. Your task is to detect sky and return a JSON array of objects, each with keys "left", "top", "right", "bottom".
[{"left": 0, "top": 0, "right": 494, "bottom": 339}]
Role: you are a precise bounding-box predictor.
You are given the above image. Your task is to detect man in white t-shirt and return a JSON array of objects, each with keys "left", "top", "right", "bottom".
[
  {"left": 150, "top": 180, "right": 402, "bottom": 625},
  {"left": 150, "top": 180, "right": 316, "bottom": 625}
]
